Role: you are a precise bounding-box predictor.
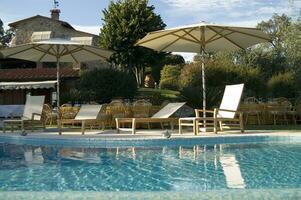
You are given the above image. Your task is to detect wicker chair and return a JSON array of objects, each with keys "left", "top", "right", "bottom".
[
  {"left": 266, "top": 99, "right": 294, "bottom": 125},
  {"left": 240, "top": 97, "right": 262, "bottom": 125},
  {"left": 42, "top": 104, "right": 53, "bottom": 126},
  {"left": 132, "top": 99, "right": 152, "bottom": 118},
  {"left": 132, "top": 99, "right": 152, "bottom": 129}
]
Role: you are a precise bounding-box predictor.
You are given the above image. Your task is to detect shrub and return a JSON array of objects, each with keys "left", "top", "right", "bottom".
[
  {"left": 267, "top": 72, "right": 297, "bottom": 98},
  {"left": 159, "top": 65, "right": 182, "bottom": 90},
  {"left": 179, "top": 60, "right": 264, "bottom": 108},
  {"left": 78, "top": 68, "right": 137, "bottom": 103}
]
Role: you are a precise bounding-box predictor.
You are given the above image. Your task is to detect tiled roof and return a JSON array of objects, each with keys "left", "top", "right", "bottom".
[{"left": 0, "top": 68, "right": 79, "bottom": 81}]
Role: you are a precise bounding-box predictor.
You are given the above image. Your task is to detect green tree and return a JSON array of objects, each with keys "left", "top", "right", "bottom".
[
  {"left": 0, "top": 19, "right": 14, "bottom": 49},
  {"left": 99, "top": 0, "right": 166, "bottom": 86},
  {"left": 159, "top": 64, "right": 182, "bottom": 90}
]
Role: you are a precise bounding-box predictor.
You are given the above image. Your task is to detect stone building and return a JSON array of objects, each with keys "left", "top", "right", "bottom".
[{"left": 0, "top": 8, "right": 107, "bottom": 106}]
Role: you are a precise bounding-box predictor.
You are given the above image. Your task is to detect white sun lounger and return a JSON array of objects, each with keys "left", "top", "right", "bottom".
[
  {"left": 61, "top": 104, "right": 103, "bottom": 135},
  {"left": 179, "top": 84, "right": 244, "bottom": 134},
  {"left": 3, "top": 95, "right": 45, "bottom": 133},
  {"left": 116, "top": 102, "right": 186, "bottom": 134}
]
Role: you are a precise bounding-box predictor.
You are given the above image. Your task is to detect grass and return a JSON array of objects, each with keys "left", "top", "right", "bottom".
[{"left": 137, "top": 88, "right": 182, "bottom": 100}]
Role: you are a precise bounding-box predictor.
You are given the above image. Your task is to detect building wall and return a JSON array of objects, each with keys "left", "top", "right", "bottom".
[
  {"left": 11, "top": 17, "right": 97, "bottom": 46},
  {"left": 0, "top": 89, "right": 52, "bottom": 105}
]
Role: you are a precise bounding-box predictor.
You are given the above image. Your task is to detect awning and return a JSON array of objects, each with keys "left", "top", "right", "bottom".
[{"left": 0, "top": 80, "right": 57, "bottom": 90}]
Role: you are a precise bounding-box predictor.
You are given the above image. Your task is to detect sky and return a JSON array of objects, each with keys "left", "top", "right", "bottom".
[{"left": 0, "top": 0, "right": 301, "bottom": 61}]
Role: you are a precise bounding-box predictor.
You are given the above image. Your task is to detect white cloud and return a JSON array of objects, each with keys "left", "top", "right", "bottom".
[
  {"left": 73, "top": 25, "right": 101, "bottom": 35},
  {"left": 172, "top": 52, "right": 196, "bottom": 62},
  {"left": 160, "top": 0, "right": 301, "bottom": 27},
  {"left": 162, "top": 0, "right": 242, "bottom": 10}
]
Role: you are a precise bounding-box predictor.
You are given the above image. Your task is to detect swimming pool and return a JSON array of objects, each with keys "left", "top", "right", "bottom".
[{"left": 0, "top": 138, "right": 301, "bottom": 199}]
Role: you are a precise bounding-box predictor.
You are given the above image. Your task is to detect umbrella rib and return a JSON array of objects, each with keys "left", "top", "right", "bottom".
[
  {"left": 61, "top": 46, "right": 83, "bottom": 56},
  {"left": 136, "top": 29, "right": 189, "bottom": 45},
  {"left": 81, "top": 47, "right": 108, "bottom": 60},
  {"left": 206, "top": 27, "right": 228, "bottom": 43},
  {"left": 34, "top": 46, "right": 57, "bottom": 57},
  {"left": 59, "top": 45, "right": 69, "bottom": 56},
  {"left": 4, "top": 44, "right": 37, "bottom": 58},
  {"left": 160, "top": 29, "right": 195, "bottom": 51},
  {"left": 183, "top": 28, "right": 201, "bottom": 43},
  {"left": 208, "top": 27, "right": 244, "bottom": 49},
  {"left": 206, "top": 31, "right": 235, "bottom": 44},
  {"left": 64, "top": 45, "right": 79, "bottom": 63},
  {"left": 37, "top": 44, "right": 54, "bottom": 62},
  {"left": 222, "top": 27, "right": 271, "bottom": 41}
]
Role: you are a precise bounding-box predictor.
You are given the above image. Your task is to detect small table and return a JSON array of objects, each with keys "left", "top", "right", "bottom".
[{"left": 179, "top": 117, "right": 198, "bottom": 135}]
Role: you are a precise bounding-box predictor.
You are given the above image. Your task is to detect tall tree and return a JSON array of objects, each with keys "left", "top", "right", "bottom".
[
  {"left": 0, "top": 19, "right": 14, "bottom": 49},
  {"left": 99, "top": 0, "right": 166, "bottom": 86}
]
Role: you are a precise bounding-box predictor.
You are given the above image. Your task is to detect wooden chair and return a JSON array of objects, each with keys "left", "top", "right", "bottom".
[
  {"left": 3, "top": 95, "right": 45, "bottom": 133},
  {"left": 179, "top": 84, "right": 244, "bottom": 134}
]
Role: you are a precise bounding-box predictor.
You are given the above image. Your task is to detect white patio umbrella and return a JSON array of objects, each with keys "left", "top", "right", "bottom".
[
  {"left": 136, "top": 22, "right": 270, "bottom": 113},
  {"left": 0, "top": 38, "right": 113, "bottom": 134}
]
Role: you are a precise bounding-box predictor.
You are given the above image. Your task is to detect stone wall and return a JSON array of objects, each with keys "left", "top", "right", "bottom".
[{"left": 11, "top": 17, "right": 97, "bottom": 46}]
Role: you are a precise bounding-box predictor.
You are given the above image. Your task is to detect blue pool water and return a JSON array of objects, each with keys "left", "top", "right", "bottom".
[{"left": 0, "top": 141, "right": 301, "bottom": 194}]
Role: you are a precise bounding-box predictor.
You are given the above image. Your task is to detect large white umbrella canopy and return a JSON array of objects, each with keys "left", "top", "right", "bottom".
[
  {"left": 137, "top": 22, "right": 270, "bottom": 112},
  {"left": 0, "top": 38, "right": 113, "bottom": 134}
]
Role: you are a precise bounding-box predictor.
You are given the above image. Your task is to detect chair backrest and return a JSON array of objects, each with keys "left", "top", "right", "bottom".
[
  {"left": 151, "top": 102, "right": 186, "bottom": 118},
  {"left": 23, "top": 95, "right": 45, "bottom": 120},
  {"left": 218, "top": 84, "right": 244, "bottom": 119},
  {"left": 75, "top": 104, "right": 103, "bottom": 120}
]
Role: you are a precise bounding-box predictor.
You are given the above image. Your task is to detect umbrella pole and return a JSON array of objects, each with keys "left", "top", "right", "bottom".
[
  {"left": 56, "top": 56, "right": 61, "bottom": 135},
  {"left": 201, "top": 51, "right": 206, "bottom": 116},
  {"left": 200, "top": 26, "right": 206, "bottom": 118}
]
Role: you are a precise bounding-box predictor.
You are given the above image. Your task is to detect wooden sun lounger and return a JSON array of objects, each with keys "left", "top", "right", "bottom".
[
  {"left": 179, "top": 84, "right": 245, "bottom": 135},
  {"left": 3, "top": 95, "right": 45, "bottom": 134},
  {"left": 60, "top": 104, "right": 103, "bottom": 135},
  {"left": 116, "top": 102, "right": 186, "bottom": 134},
  {"left": 116, "top": 117, "right": 178, "bottom": 134}
]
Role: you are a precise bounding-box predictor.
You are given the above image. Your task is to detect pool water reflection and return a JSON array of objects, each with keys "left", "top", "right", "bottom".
[{"left": 0, "top": 142, "right": 300, "bottom": 191}]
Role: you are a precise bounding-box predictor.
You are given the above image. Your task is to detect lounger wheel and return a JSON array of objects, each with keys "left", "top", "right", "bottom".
[{"left": 20, "top": 130, "right": 27, "bottom": 136}]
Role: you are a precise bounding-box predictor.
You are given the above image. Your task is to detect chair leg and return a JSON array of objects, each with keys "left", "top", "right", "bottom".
[
  {"left": 115, "top": 118, "right": 120, "bottom": 133},
  {"left": 81, "top": 121, "right": 85, "bottom": 135},
  {"left": 160, "top": 122, "right": 164, "bottom": 129},
  {"left": 213, "top": 119, "right": 217, "bottom": 134},
  {"left": 245, "top": 113, "right": 249, "bottom": 125},
  {"left": 240, "top": 113, "right": 244, "bottom": 133},
  {"left": 179, "top": 119, "right": 182, "bottom": 134},
  {"left": 219, "top": 121, "right": 223, "bottom": 132},
  {"left": 132, "top": 119, "right": 136, "bottom": 135},
  {"left": 195, "top": 119, "right": 199, "bottom": 135}
]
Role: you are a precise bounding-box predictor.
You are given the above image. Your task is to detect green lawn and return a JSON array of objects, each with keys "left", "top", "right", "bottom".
[{"left": 137, "top": 88, "right": 182, "bottom": 100}]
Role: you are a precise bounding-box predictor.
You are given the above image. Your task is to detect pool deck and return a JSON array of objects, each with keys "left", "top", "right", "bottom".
[{"left": 1, "top": 128, "right": 301, "bottom": 139}]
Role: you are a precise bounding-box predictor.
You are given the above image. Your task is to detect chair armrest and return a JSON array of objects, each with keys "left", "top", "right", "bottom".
[
  {"left": 217, "top": 108, "right": 238, "bottom": 113},
  {"left": 195, "top": 109, "right": 217, "bottom": 117},
  {"left": 194, "top": 109, "right": 215, "bottom": 114},
  {"left": 31, "top": 113, "right": 42, "bottom": 120}
]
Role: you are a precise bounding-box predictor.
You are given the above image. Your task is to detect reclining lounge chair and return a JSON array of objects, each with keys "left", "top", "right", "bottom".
[
  {"left": 3, "top": 95, "right": 45, "bottom": 134},
  {"left": 116, "top": 102, "right": 186, "bottom": 134},
  {"left": 60, "top": 104, "right": 103, "bottom": 135},
  {"left": 179, "top": 84, "right": 244, "bottom": 134}
]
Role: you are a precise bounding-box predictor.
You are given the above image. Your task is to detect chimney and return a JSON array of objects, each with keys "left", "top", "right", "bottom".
[{"left": 50, "top": 8, "right": 60, "bottom": 20}]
